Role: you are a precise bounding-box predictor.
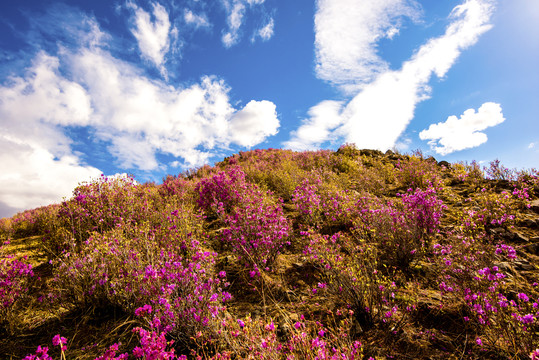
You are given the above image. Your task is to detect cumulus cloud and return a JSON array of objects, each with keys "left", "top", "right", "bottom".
[
  {"left": 1, "top": 48, "right": 280, "bottom": 170},
  {"left": 0, "top": 136, "right": 101, "bottom": 214},
  {"left": 286, "top": 0, "right": 494, "bottom": 151},
  {"left": 0, "top": 53, "right": 102, "bottom": 215},
  {"left": 314, "top": 0, "right": 422, "bottom": 94},
  {"left": 184, "top": 9, "right": 211, "bottom": 29},
  {"left": 419, "top": 102, "right": 505, "bottom": 155},
  {"left": 228, "top": 100, "right": 279, "bottom": 147},
  {"left": 0, "top": 53, "right": 92, "bottom": 150},
  {"left": 66, "top": 47, "right": 279, "bottom": 168},
  {"left": 128, "top": 2, "right": 172, "bottom": 74}
]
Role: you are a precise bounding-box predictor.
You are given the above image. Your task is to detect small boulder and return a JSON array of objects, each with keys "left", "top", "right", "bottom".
[
  {"left": 438, "top": 160, "right": 451, "bottom": 168},
  {"left": 531, "top": 200, "right": 539, "bottom": 214},
  {"left": 522, "top": 218, "right": 538, "bottom": 228}
]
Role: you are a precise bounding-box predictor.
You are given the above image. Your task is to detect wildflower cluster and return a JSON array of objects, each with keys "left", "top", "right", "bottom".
[
  {"left": 0, "top": 242, "right": 34, "bottom": 321},
  {"left": 196, "top": 168, "right": 290, "bottom": 271}
]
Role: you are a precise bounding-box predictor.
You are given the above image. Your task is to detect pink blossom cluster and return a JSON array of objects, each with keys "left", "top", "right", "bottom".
[
  {"left": 197, "top": 168, "right": 290, "bottom": 270},
  {"left": 0, "top": 246, "right": 33, "bottom": 313}
]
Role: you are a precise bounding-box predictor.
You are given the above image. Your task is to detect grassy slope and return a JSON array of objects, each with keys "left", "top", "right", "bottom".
[{"left": 1, "top": 147, "right": 538, "bottom": 359}]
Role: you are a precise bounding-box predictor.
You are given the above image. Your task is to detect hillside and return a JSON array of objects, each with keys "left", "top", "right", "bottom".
[{"left": 1, "top": 146, "right": 538, "bottom": 359}]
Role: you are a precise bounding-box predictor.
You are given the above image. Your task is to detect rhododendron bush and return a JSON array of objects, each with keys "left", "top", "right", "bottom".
[{"left": 0, "top": 146, "right": 538, "bottom": 359}]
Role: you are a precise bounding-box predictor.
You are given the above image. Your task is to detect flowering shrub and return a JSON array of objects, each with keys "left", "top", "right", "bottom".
[
  {"left": 432, "top": 225, "right": 539, "bottom": 354},
  {"left": 398, "top": 187, "right": 446, "bottom": 240},
  {"left": 304, "top": 231, "right": 401, "bottom": 329},
  {"left": 485, "top": 159, "right": 516, "bottom": 181},
  {"left": 0, "top": 242, "right": 34, "bottom": 326},
  {"left": 196, "top": 168, "right": 289, "bottom": 270},
  {"left": 23, "top": 331, "right": 186, "bottom": 360},
  {"left": 208, "top": 313, "right": 362, "bottom": 359},
  {"left": 56, "top": 175, "right": 160, "bottom": 250},
  {"left": 221, "top": 198, "right": 290, "bottom": 271},
  {"left": 461, "top": 188, "right": 524, "bottom": 237},
  {"left": 8, "top": 205, "right": 60, "bottom": 240},
  {"left": 0, "top": 218, "right": 12, "bottom": 241},
  {"left": 196, "top": 167, "right": 248, "bottom": 216},
  {"left": 450, "top": 160, "right": 484, "bottom": 185},
  {"left": 53, "top": 224, "right": 229, "bottom": 345},
  {"left": 350, "top": 187, "right": 445, "bottom": 269},
  {"left": 395, "top": 151, "right": 443, "bottom": 190},
  {"left": 292, "top": 177, "right": 356, "bottom": 231}
]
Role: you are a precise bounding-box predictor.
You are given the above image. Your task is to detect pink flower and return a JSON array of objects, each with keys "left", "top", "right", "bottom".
[{"left": 52, "top": 334, "right": 67, "bottom": 351}]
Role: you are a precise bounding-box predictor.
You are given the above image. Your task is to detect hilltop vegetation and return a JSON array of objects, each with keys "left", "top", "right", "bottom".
[{"left": 1, "top": 145, "right": 538, "bottom": 359}]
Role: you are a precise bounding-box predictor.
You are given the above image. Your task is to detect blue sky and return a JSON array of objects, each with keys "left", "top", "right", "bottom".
[{"left": 0, "top": 0, "right": 538, "bottom": 217}]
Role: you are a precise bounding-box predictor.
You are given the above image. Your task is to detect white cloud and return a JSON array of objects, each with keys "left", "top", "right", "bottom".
[
  {"left": 419, "top": 102, "right": 505, "bottom": 155},
  {"left": 252, "top": 17, "right": 274, "bottom": 42},
  {"left": 0, "top": 53, "right": 92, "bottom": 150},
  {"left": 314, "top": 0, "right": 422, "bottom": 94},
  {"left": 0, "top": 48, "right": 280, "bottom": 169},
  {"left": 228, "top": 100, "right": 279, "bottom": 147},
  {"left": 222, "top": 1, "right": 246, "bottom": 47},
  {"left": 66, "top": 48, "right": 279, "bottom": 168},
  {"left": 221, "top": 0, "right": 269, "bottom": 47},
  {"left": 395, "top": 136, "right": 412, "bottom": 152},
  {"left": 529, "top": 142, "right": 537, "bottom": 149},
  {"left": 284, "top": 100, "right": 343, "bottom": 150},
  {"left": 0, "top": 53, "right": 102, "bottom": 214},
  {"left": 0, "top": 136, "right": 101, "bottom": 212},
  {"left": 184, "top": 9, "right": 211, "bottom": 29},
  {"left": 128, "top": 2, "right": 171, "bottom": 74},
  {"left": 287, "top": 0, "right": 494, "bottom": 151}
]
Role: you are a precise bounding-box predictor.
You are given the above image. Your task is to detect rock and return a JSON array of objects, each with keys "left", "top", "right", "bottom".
[
  {"left": 359, "top": 149, "right": 383, "bottom": 157},
  {"left": 521, "top": 219, "right": 538, "bottom": 228},
  {"left": 494, "top": 261, "right": 513, "bottom": 273},
  {"left": 489, "top": 227, "right": 519, "bottom": 240},
  {"left": 490, "top": 227, "right": 506, "bottom": 236},
  {"left": 514, "top": 259, "right": 534, "bottom": 271},
  {"left": 525, "top": 243, "right": 539, "bottom": 256},
  {"left": 438, "top": 160, "right": 451, "bottom": 168},
  {"left": 277, "top": 322, "right": 290, "bottom": 339},
  {"left": 507, "top": 230, "right": 529, "bottom": 242},
  {"left": 426, "top": 156, "right": 437, "bottom": 164},
  {"left": 531, "top": 200, "right": 539, "bottom": 214}
]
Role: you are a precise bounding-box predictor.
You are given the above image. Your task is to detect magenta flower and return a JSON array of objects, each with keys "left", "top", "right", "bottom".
[
  {"left": 52, "top": 334, "right": 67, "bottom": 351},
  {"left": 264, "top": 322, "right": 275, "bottom": 331}
]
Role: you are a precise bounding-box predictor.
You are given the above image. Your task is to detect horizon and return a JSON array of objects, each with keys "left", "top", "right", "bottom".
[{"left": 1, "top": 0, "right": 538, "bottom": 218}]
